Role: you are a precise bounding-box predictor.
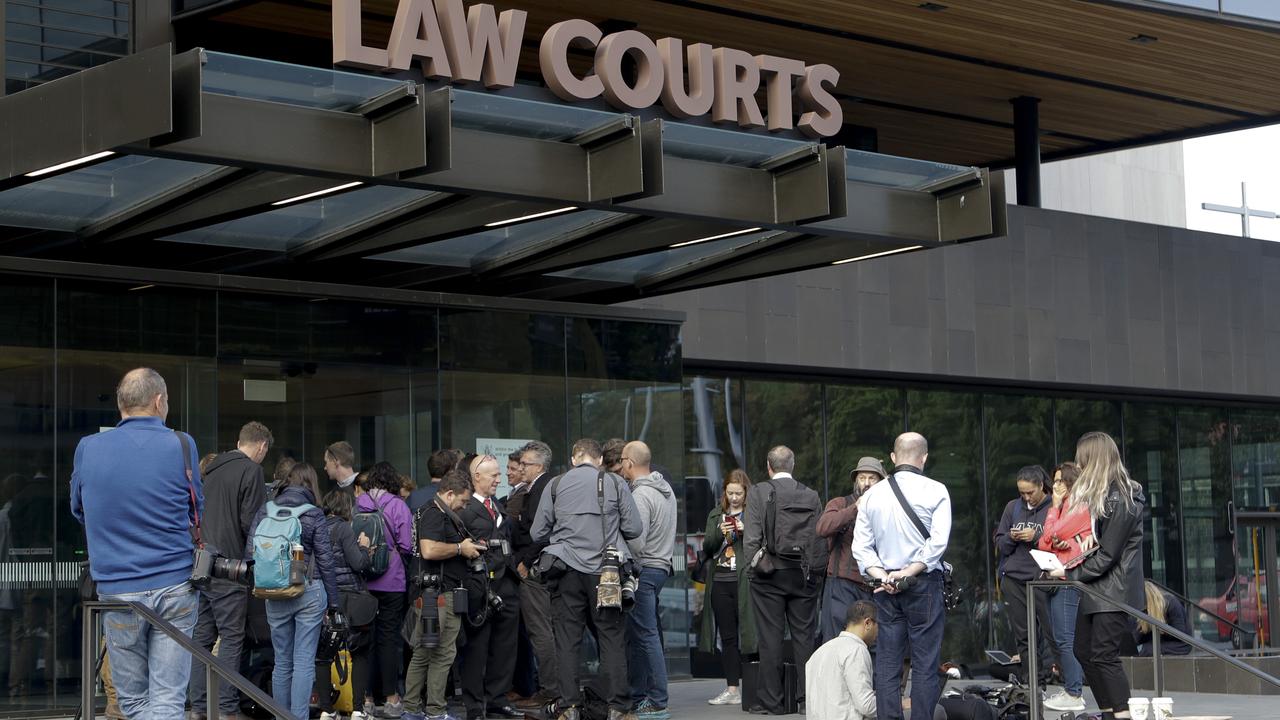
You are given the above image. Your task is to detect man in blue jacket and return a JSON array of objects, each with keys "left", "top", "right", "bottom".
[{"left": 72, "top": 368, "right": 204, "bottom": 720}]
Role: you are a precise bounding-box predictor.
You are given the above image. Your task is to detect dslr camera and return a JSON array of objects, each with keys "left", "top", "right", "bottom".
[
  {"left": 191, "top": 545, "right": 252, "bottom": 589},
  {"left": 486, "top": 538, "right": 511, "bottom": 556},
  {"left": 413, "top": 572, "right": 442, "bottom": 589},
  {"left": 869, "top": 575, "right": 917, "bottom": 593}
]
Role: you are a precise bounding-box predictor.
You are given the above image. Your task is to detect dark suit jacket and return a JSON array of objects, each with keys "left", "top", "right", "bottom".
[
  {"left": 510, "top": 471, "right": 553, "bottom": 571},
  {"left": 458, "top": 495, "right": 515, "bottom": 582}
]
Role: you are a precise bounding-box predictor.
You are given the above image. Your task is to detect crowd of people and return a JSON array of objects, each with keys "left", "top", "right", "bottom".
[{"left": 71, "top": 367, "right": 1176, "bottom": 720}]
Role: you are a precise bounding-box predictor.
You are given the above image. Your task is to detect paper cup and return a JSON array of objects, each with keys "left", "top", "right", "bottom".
[
  {"left": 1151, "top": 697, "right": 1174, "bottom": 719},
  {"left": 1127, "top": 697, "right": 1151, "bottom": 720}
]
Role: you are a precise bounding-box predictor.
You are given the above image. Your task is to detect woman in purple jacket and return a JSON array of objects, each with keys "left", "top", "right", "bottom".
[{"left": 355, "top": 461, "right": 415, "bottom": 715}]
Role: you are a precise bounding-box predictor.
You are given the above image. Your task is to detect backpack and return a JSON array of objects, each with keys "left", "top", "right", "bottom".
[
  {"left": 352, "top": 494, "right": 392, "bottom": 578},
  {"left": 251, "top": 501, "right": 314, "bottom": 599},
  {"left": 763, "top": 478, "right": 827, "bottom": 578}
]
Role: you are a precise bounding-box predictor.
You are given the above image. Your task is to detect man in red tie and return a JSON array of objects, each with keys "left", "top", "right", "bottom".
[{"left": 456, "top": 454, "right": 523, "bottom": 720}]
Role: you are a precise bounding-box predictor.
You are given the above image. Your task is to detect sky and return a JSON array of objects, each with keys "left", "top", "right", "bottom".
[{"left": 1183, "top": 124, "right": 1280, "bottom": 242}]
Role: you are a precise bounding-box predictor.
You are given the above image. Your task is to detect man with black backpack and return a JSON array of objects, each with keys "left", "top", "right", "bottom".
[
  {"left": 852, "top": 432, "right": 952, "bottom": 720},
  {"left": 743, "top": 445, "right": 826, "bottom": 716}
]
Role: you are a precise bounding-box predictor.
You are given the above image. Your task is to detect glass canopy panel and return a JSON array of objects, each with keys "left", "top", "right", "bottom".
[
  {"left": 661, "top": 122, "right": 819, "bottom": 167},
  {"left": 450, "top": 90, "right": 627, "bottom": 141},
  {"left": 202, "top": 51, "right": 413, "bottom": 111},
  {"left": 160, "top": 186, "right": 441, "bottom": 252},
  {"left": 844, "top": 149, "right": 976, "bottom": 191},
  {"left": 373, "top": 209, "right": 626, "bottom": 267},
  {"left": 549, "top": 230, "right": 779, "bottom": 283},
  {"left": 0, "top": 155, "right": 226, "bottom": 231}
]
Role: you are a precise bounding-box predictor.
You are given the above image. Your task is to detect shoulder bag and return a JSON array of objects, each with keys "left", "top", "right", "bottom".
[{"left": 885, "top": 472, "right": 962, "bottom": 610}]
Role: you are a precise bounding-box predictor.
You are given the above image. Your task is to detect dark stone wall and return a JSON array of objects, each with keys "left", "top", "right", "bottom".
[{"left": 622, "top": 205, "right": 1280, "bottom": 400}]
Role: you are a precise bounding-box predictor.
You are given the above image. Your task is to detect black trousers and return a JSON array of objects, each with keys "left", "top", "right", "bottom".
[
  {"left": 749, "top": 568, "right": 817, "bottom": 713},
  {"left": 1074, "top": 610, "right": 1132, "bottom": 712},
  {"left": 369, "top": 590, "right": 406, "bottom": 699},
  {"left": 189, "top": 579, "right": 249, "bottom": 714},
  {"left": 314, "top": 632, "right": 369, "bottom": 713},
  {"left": 461, "top": 574, "right": 521, "bottom": 714},
  {"left": 1000, "top": 575, "right": 1056, "bottom": 684},
  {"left": 551, "top": 569, "right": 629, "bottom": 712},
  {"left": 710, "top": 577, "right": 742, "bottom": 686}
]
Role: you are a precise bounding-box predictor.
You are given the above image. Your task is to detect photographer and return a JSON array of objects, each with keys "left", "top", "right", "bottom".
[
  {"left": 456, "top": 454, "right": 522, "bottom": 720},
  {"left": 403, "top": 470, "right": 486, "bottom": 720},
  {"left": 531, "top": 439, "right": 643, "bottom": 720},
  {"left": 188, "top": 421, "right": 272, "bottom": 720},
  {"left": 71, "top": 368, "right": 203, "bottom": 720}
]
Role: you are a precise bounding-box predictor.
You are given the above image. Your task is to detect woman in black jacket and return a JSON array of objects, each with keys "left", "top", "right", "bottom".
[
  {"left": 245, "top": 463, "right": 340, "bottom": 720},
  {"left": 314, "top": 490, "right": 374, "bottom": 720},
  {"left": 1053, "top": 432, "right": 1145, "bottom": 720}
]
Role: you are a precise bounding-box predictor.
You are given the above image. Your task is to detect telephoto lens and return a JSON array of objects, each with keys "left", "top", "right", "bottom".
[{"left": 596, "top": 546, "right": 622, "bottom": 610}]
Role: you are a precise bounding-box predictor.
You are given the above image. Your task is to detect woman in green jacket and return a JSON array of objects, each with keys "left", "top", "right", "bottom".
[{"left": 700, "top": 469, "right": 757, "bottom": 706}]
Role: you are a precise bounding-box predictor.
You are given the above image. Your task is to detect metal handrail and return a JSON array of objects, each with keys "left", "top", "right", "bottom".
[
  {"left": 83, "top": 600, "right": 294, "bottom": 720},
  {"left": 1025, "top": 580, "right": 1280, "bottom": 720},
  {"left": 1148, "top": 577, "right": 1259, "bottom": 649}
]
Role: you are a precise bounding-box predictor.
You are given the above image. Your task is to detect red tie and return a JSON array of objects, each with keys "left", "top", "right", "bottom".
[{"left": 484, "top": 497, "right": 496, "bottom": 521}]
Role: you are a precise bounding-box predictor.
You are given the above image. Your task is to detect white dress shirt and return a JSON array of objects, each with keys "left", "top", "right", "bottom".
[
  {"left": 806, "top": 631, "right": 877, "bottom": 720},
  {"left": 474, "top": 492, "right": 503, "bottom": 527},
  {"left": 851, "top": 469, "right": 951, "bottom": 573}
]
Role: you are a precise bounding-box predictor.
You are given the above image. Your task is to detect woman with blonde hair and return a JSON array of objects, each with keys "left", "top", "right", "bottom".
[
  {"left": 1050, "top": 431, "right": 1145, "bottom": 720},
  {"left": 1135, "top": 580, "right": 1191, "bottom": 656}
]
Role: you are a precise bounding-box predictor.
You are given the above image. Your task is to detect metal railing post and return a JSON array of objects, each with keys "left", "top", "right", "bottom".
[
  {"left": 1027, "top": 582, "right": 1040, "bottom": 720},
  {"left": 208, "top": 663, "right": 221, "bottom": 720},
  {"left": 81, "top": 605, "right": 96, "bottom": 720},
  {"left": 1152, "top": 629, "right": 1163, "bottom": 696}
]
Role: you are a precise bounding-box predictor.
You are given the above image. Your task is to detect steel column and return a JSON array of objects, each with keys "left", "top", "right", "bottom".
[{"left": 1012, "top": 96, "right": 1042, "bottom": 208}]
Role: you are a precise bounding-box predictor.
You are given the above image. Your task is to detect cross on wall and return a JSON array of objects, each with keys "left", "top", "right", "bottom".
[{"left": 1201, "top": 181, "right": 1277, "bottom": 238}]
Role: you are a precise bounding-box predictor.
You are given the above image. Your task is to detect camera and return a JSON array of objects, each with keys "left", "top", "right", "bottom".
[
  {"left": 622, "top": 573, "right": 639, "bottom": 608},
  {"left": 869, "top": 575, "right": 918, "bottom": 593},
  {"left": 416, "top": 589, "right": 441, "bottom": 649},
  {"left": 191, "top": 545, "right": 252, "bottom": 589},
  {"left": 467, "top": 552, "right": 487, "bottom": 574},
  {"left": 486, "top": 589, "right": 505, "bottom": 614},
  {"left": 596, "top": 546, "right": 623, "bottom": 610},
  {"left": 413, "top": 572, "right": 442, "bottom": 589},
  {"left": 486, "top": 538, "right": 511, "bottom": 556}
]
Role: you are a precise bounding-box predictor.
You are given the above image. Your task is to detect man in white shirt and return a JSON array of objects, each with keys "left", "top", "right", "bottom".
[
  {"left": 806, "top": 600, "right": 878, "bottom": 720},
  {"left": 852, "top": 432, "right": 951, "bottom": 720}
]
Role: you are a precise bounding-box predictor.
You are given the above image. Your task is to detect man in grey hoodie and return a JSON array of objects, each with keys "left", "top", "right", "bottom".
[{"left": 620, "top": 441, "right": 677, "bottom": 720}]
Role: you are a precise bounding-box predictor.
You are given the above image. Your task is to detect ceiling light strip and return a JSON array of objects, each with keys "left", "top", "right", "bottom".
[
  {"left": 24, "top": 151, "right": 116, "bottom": 178},
  {"left": 831, "top": 245, "right": 924, "bottom": 265},
  {"left": 484, "top": 206, "right": 579, "bottom": 228},
  {"left": 669, "top": 227, "right": 763, "bottom": 249},
  {"left": 270, "top": 181, "right": 364, "bottom": 207}
]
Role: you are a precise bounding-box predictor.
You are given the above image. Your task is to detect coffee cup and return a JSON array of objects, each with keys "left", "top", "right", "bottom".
[
  {"left": 1150, "top": 697, "right": 1173, "bottom": 719},
  {"left": 1127, "top": 697, "right": 1151, "bottom": 720}
]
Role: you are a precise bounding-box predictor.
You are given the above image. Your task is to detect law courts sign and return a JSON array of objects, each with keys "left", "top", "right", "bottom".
[{"left": 332, "top": 0, "right": 843, "bottom": 137}]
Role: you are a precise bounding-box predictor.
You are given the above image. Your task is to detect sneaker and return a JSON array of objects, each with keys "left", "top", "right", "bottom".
[
  {"left": 425, "top": 715, "right": 460, "bottom": 720},
  {"left": 1043, "top": 690, "right": 1086, "bottom": 712},
  {"left": 363, "top": 701, "right": 377, "bottom": 718},
  {"left": 380, "top": 701, "right": 405, "bottom": 719},
  {"left": 320, "top": 713, "right": 338, "bottom": 720},
  {"left": 401, "top": 713, "right": 425, "bottom": 720},
  {"left": 352, "top": 713, "right": 369, "bottom": 720},
  {"left": 707, "top": 688, "right": 741, "bottom": 705},
  {"left": 632, "top": 699, "right": 669, "bottom": 719}
]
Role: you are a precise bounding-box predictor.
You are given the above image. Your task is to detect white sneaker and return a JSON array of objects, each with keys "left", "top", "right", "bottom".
[
  {"left": 707, "top": 687, "right": 741, "bottom": 705},
  {"left": 1043, "top": 690, "right": 1086, "bottom": 712},
  {"left": 351, "top": 713, "right": 368, "bottom": 720},
  {"left": 320, "top": 713, "right": 338, "bottom": 720}
]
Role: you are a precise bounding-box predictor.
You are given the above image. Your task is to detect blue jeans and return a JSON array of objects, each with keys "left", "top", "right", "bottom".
[
  {"left": 99, "top": 581, "right": 200, "bottom": 720},
  {"left": 872, "top": 571, "right": 945, "bottom": 720},
  {"left": 1048, "top": 587, "right": 1084, "bottom": 696},
  {"left": 266, "top": 581, "right": 327, "bottom": 720},
  {"left": 627, "top": 567, "right": 669, "bottom": 707},
  {"left": 821, "top": 577, "right": 872, "bottom": 643}
]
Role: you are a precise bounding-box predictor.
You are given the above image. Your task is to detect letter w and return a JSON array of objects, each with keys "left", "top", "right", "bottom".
[{"left": 436, "top": 0, "right": 527, "bottom": 88}]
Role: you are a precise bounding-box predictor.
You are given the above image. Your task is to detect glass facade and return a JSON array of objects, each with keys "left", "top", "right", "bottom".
[
  {"left": 0, "top": 272, "right": 682, "bottom": 714},
  {"left": 4, "top": 0, "right": 129, "bottom": 95},
  {"left": 684, "top": 371, "right": 1280, "bottom": 675}
]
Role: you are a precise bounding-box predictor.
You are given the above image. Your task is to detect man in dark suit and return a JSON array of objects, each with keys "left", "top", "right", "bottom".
[
  {"left": 458, "top": 454, "right": 522, "bottom": 719},
  {"left": 508, "top": 440, "right": 558, "bottom": 709}
]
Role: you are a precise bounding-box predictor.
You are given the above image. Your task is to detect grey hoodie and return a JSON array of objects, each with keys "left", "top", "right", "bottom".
[{"left": 627, "top": 470, "right": 677, "bottom": 573}]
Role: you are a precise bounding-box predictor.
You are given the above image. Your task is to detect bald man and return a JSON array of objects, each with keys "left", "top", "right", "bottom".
[
  {"left": 852, "top": 432, "right": 952, "bottom": 720},
  {"left": 619, "top": 441, "right": 676, "bottom": 718}
]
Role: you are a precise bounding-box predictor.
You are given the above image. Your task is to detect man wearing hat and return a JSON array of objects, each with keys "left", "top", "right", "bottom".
[{"left": 816, "top": 456, "right": 886, "bottom": 643}]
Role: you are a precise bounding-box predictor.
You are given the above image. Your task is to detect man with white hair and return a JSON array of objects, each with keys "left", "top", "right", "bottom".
[{"left": 852, "top": 432, "right": 951, "bottom": 720}]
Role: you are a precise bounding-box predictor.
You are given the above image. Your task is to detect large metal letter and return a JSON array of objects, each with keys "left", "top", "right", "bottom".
[
  {"left": 332, "top": 0, "right": 391, "bottom": 69},
  {"left": 597, "top": 30, "right": 664, "bottom": 111},
  {"left": 658, "top": 38, "right": 713, "bottom": 119},
  {"left": 755, "top": 54, "right": 805, "bottom": 131},
  {"left": 711, "top": 47, "right": 764, "bottom": 129},
  {"left": 797, "top": 63, "right": 842, "bottom": 138},
  {"left": 388, "top": 0, "right": 453, "bottom": 79},
  {"left": 540, "top": 19, "right": 604, "bottom": 102},
  {"left": 435, "top": 0, "right": 526, "bottom": 88}
]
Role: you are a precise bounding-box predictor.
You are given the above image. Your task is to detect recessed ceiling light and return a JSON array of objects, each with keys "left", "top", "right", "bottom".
[
  {"left": 271, "top": 181, "right": 364, "bottom": 206},
  {"left": 831, "top": 245, "right": 923, "bottom": 265},
  {"left": 669, "top": 227, "right": 762, "bottom": 249},
  {"left": 1129, "top": 34, "right": 1158, "bottom": 44},
  {"left": 918, "top": 2, "right": 948, "bottom": 11},
  {"left": 484, "top": 206, "right": 578, "bottom": 228},
  {"left": 24, "top": 150, "right": 116, "bottom": 178}
]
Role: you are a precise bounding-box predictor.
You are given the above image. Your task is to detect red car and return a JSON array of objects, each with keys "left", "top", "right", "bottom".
[{"left": 1198, "top": 574, "right": 1269, "bottom": 647}]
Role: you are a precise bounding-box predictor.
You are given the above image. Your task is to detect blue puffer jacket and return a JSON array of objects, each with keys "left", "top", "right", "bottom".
[{"left": 245, "top": 485, "right": 340, "bottom": 608}]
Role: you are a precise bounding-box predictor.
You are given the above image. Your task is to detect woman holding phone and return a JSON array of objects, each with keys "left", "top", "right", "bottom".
[
  {"left": 699, "top": 469, "right": 757, "bottom": 706},
  {"left": 1038, "top": 461, "right": 1091, "bottom": 714}
]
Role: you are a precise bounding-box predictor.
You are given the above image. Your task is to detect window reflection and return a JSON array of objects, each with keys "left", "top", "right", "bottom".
[
  {"left": 825, "top": 385, "right": 900, "bottom": 499},
  {"left": 1178, "top": 407, "right": 1235, "bottom": 621}
]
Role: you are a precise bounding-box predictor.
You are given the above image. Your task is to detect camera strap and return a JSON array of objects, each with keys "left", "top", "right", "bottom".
[
  {"left": 175, "top": 430, "right": 203, "bottom": 549},
  {"left": 597, "top": 471, "right": 609, "bottom": 570}
]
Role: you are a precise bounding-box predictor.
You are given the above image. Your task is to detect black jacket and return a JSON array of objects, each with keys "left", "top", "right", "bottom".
[
  {"left": 1069, "top": 485, "right": 1146, "bottom": 615},
  {"left": 459, "top": 495, "right": 516, "bottom": 586},
  {"left": 994, "top": 494, "right": 1053, "bottom": 581},
  {"left": 201, "top": 450, "right": 268, "bottom": 562},
  {"left": 245, "top": 485, "right": 341, "bottom": 608},
  {"left": 324, "top": 515, "right": 371, "bottom": 591},
  {"left": 510, "top": 472, "right": 551, "bottom": 571}
]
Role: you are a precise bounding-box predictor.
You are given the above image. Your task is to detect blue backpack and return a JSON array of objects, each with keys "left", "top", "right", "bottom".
[{"left": 251, "top": 501, "right": 314, "bottom": 599}]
